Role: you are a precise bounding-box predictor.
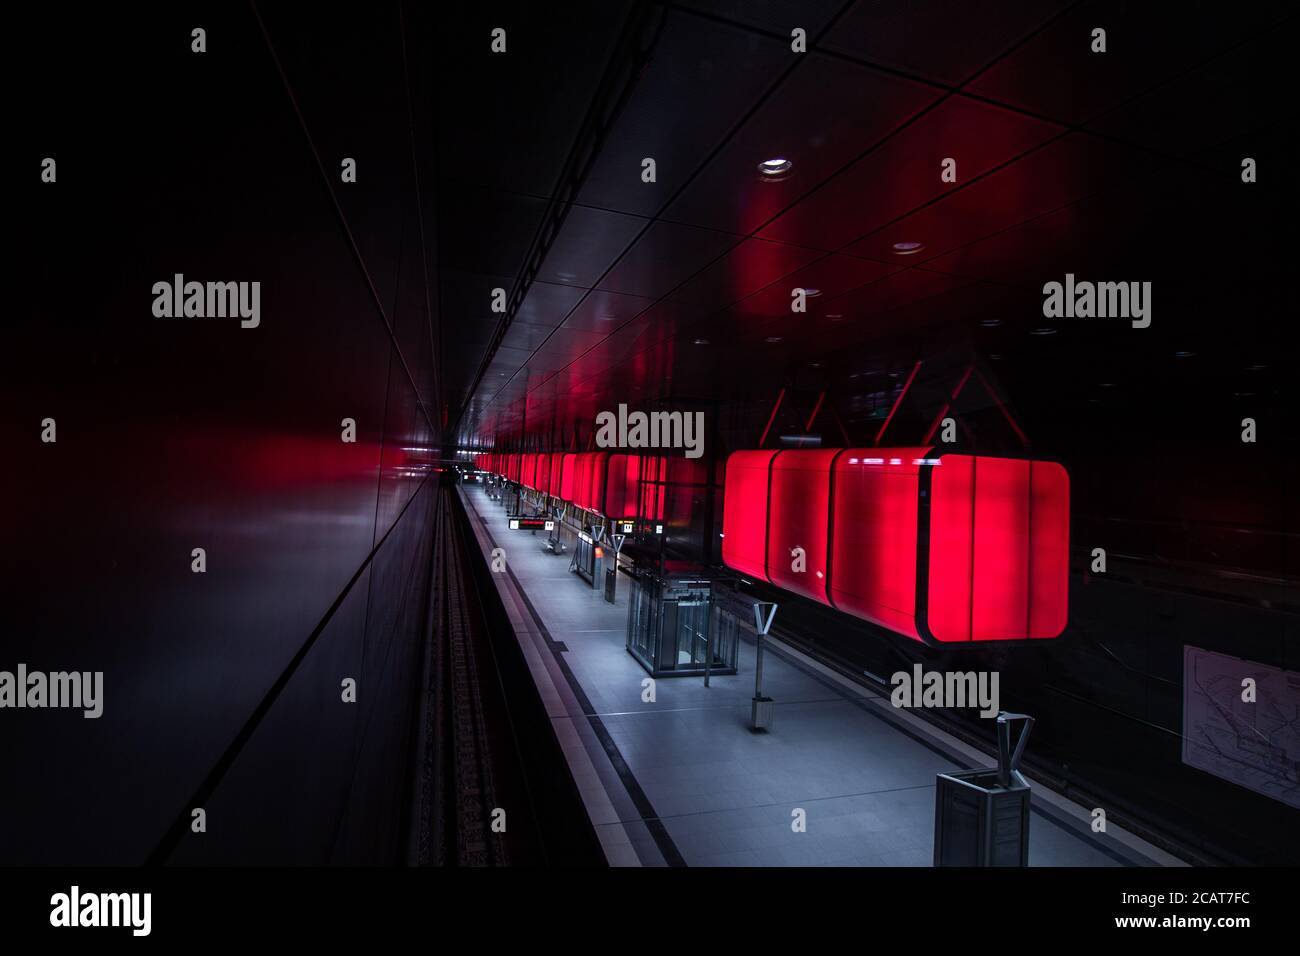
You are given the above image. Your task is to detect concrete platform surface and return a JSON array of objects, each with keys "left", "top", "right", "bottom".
[{"left": 461, "top": 483, "right": 1180, "bottom": 868}]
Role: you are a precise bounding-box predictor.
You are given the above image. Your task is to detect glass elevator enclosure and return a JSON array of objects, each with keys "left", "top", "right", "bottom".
[{"left": 626, "top": 573, "right": 739, "bottom": 678}]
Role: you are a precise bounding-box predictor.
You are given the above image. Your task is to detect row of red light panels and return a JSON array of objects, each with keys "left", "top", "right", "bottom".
[
  {"left": 722, "top": 449, "right": 1070, "bottom": 644},
  {"left": 474, "top": 451, "right": 665, "bottom": 521}
]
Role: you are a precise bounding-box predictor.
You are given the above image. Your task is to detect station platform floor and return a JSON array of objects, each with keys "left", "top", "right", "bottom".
[{"left": 460, "top": 483, "right": 1183, "bottom": 868}]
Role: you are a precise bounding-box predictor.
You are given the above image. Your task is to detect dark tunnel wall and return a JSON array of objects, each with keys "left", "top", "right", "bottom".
[{"left": 3, "top": 5, "right": 441, "bottom": 864}]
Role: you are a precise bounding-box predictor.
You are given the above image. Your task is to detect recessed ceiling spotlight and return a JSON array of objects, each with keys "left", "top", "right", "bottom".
[
  {"left": 757, "top": 158, "right": 793, "bottom": 179},
  {"left": 694, "top": 338, "right": 710, "bottom": 345},
  {"left": 765, "top": 336, "right": 783, "bottom": 343},
  {"left": 980, "top": 318, "right": 1002, "bottom": 327},
  {"left": 810, "top": 361, "right": 823, "bottom": 368},
  {"left": 989, "top": 353, "right": 1003, "bottom": 360},
  {"left": 1030, "top": 327, "right": 1058, "bottom": 336},
  {"left": 1173, "top": 350, "right": 1195, "bottom": 358},
  {"left": 1246, "top": 364, "right": 1267, "bottom": 371},
  {"left": 891, "top": 241, "right": 925, "bottom": 255},
  {"left": 1098, "top": 382, "right": 1115, "bottom": 388}
]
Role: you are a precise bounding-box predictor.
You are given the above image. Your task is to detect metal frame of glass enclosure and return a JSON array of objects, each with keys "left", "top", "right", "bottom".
[
  {"left": 571, "top": 529, "right": 599, "bottom": 585},
  {"left": 626, "top": 573, "right": 739, "bottom": 678}
]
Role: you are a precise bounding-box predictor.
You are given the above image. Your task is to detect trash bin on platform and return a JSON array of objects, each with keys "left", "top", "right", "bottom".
[{"left": 933, "top": 712, "right": 1034, "bottom": 867}]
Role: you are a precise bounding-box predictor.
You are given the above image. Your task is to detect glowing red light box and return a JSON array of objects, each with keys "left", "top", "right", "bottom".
[
  {"left": 721, "top": 448, "right": 1069, "bottom": 644},
  {"left": 548, "top": 453, "right": 565, "bottom": 498},
  {"left": 559, "top": 453, "right": 577, "bottom": 501}
]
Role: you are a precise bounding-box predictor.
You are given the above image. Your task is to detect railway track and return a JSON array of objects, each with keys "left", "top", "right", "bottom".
[
  {"left": 411, "top": 481, "right": 606, "bottom": 867},
  {"left": 417, "top": 487, "right": 505, "bottom": 866}
]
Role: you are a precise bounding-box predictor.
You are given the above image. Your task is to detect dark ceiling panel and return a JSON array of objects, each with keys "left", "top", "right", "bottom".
[
  {"left": 840, "top": 132, "right": 1147, "bottom": 265},
  {"left": 488, "top": 345, "right": 534, "bottom": 371},
  {"left": 533, "top": 325, "right": 609, "bottom": 359},
  {"left": 575, "top": 11, "right": 791, "bottom": 217},
  {"left": 511, "top": 280, "right": 588, "bottom": 328},
  {"left": 966, "top": 0, "right": 1294, "bottom": 126},
  {"left": 824, "top": 266, "right": 973, "bottom": 323},
  {"left": 1084, "top": 31, "right": 1289, "bottom": 157},
  {"left": 497, "top": 321, "right": 555, "bottom": 352},
  {"left": 597, "top": 220, "right": 738, "bottom": 297},
  {"left": 920, "top": 198, "right": 1114, "bottom": 289},
  {"left": 822, "top": 0, "right": 1072, "bottom": 86},
  {"left": 664, "top": 53, "right": 939, "bottom": 234},
  {"left": 562, "top": 289, "right": 656, "bottom": 332},
  {"left": 669, "top": 237, "right": 823, "bottom": 311},
  {"left": 436, "top": 1, "right": 634, "bottom": 197},
  {"left": 733, "top": 254, "right": 900, "bottom": 317},
  {"left": 756, "top": 96, "right": 1062, "bottom": 251},
  {"left": 533, "top": 204, "right": 649, "bottom": 287},
  {"left": 675, "top": 0, "right": 846, "bottom": 36}
]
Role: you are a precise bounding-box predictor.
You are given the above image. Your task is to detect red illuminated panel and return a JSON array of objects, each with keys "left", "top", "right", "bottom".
[
  {"left": 926, "top": 454, "right": 974, "bottom": 642},
  {"left": 572, "top": 452, "right": 605, "bottom": 511},
  {"left": 535, "top": 453, "right": 551, "bottom": 494},
  {"left": 604, "top": 454, "right": 632, "bottom": 518},
  {"left": 574, "top": 453, "right": 590, "bottom": 510},
  {"left": 626, "top": 455, "right": 643, "bottom": 518},
  {"left": 767, "top": 450, "right": 838, "bottom": 604},
  {"left": 559, "top": 453, "right": 576, "bottom": 501},
  {"left": 639, "top": 456, "right": 666, "bottom": 521},
  {"left": 604, "top": 454, "right": 669, "bottom": 521},
  {"left": 1028, "top": 461, "right": 1070, "bottom": 637},
  {"left": 721, "top": 450, "right": 778, "bottom": 581},
  {"left": 829, "top": 449, "right": 933, "bottom": 640},
  {"left": 722, "top": 448, "right": 1069, "bottom": 645},
  {"left": 548, "top": 453, "right": 564, "bottom": 498},
  {"left": 926, "top": 455, "right": 1070, "bottom": 642},
  {"left": 588, "top": 451, "right": 609, "bottom": 514},
  {"left": 972, "top": 457, "right": 1030, "bottom": 641}
]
